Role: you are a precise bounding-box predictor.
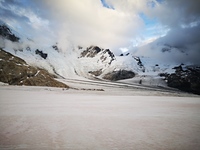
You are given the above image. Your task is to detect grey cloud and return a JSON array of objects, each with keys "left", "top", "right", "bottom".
[
  {"left": 158, "top": 25, "right": 200, "bottom": 48},
  {"left": 147, "top": 0, "right": 200, "bottom": 28},
  {"left": 134, "top": 24, "right": 200, "bottom": 65}
]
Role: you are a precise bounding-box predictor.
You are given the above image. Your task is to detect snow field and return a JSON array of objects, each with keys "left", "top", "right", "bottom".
[{"left": 0, "top": 85, "right": 200, "bottom": 150}]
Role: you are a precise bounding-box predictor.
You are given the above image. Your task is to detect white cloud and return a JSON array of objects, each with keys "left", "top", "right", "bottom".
[
  {"left": 38, "top": 0, "right": 145, "bottom": 51},
  {"left": 145, "top": 0, "right": 200, "bottom": 28}
]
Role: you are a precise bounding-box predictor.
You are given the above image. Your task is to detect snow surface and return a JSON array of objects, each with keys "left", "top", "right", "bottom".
[{"left": 0, "top": 83, "right": 200, "bottom": 150}]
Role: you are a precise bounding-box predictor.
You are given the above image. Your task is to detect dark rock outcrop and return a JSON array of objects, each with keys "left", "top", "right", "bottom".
[
  {"left": 80, "top": 46, "right": 116, "bottom": 65},
  {"left": 81, "top": 46, "right": 102, "bottom": 58},
  {"left": 88, "top": 69, "right": 102, "bottom": 76},
  {"left": 103, "top": 70, "right": 135, "bottom": 81},
  {"left": 103, "top": 49, "right": 115, "bottom": 65},
  {"left": 133, "top": 56, "right": 145, "bottom": 72},
  {"left": 0, "top": 49, "right": 68, "bottom": 88},
  {"left": 0, "top": 24, "right": 20, "bottom": 42},
  {"left": 160, "top": 65, "right": 200, "bottom": 95},
  {"left": 52, "top": 45, "right": 59, "bottom": 51},
  {"left": 35, "top": 49, "right": 48, "bottom": 59}
]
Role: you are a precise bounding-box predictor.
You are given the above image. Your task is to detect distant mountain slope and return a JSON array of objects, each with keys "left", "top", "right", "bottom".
[{"left": 0, "top": 49, "right": 69, "bottom": 88}]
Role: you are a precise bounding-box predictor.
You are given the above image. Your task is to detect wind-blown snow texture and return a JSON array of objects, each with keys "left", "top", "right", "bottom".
[{"left": 0, "top": 85, "right": 200, "bottom": 149}]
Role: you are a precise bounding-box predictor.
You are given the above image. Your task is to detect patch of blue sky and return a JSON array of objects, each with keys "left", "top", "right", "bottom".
[
  {"left": 100, "top": 0, "right": 114, "bottom": 9},
  {"left": 138, "top": 12, "right": 169, "bottom": 46},
  {"left": 156, "top": 0, "right": 165, "bottom": 4},
  {"left": 139, "top": 13, "right": 157, "bottom": 26}
]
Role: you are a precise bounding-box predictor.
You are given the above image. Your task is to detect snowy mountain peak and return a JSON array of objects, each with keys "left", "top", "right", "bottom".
[{"left": 79, "top": 45, "right": 116, "bottom": 66}]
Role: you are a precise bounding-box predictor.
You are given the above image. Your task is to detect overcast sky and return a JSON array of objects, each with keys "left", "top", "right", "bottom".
[{"left": 0, "top": 0, "right": 200, "bottom": 64}]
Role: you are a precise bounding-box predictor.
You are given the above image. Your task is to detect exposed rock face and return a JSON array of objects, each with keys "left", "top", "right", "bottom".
[
  {"left": 103, "top": 70, "right": 135, "bottom": 81},
  {"left": 80, "top": 46, "right": 115, "bottom": 65},
  {"left": 103, "top": 49, "right": 115, "bottom": 65},
  {"left": 133, "top": 56, "right": 145, "bottom": 72},
  {"left": 160, "top": 65, "right": 200, "bottom": 95},
  {"left": 0, "top": 49, "right": 68, "bottom": 88},
  {"left": 81, "top": 46, "right": 101, "bottom": 58},
  {"left": 0, "top": 24, "right": 20, "bottom": 42},
  {"left": 35, "top": 49, "right": 48, "bottom": 59},
  {"left": 88, "top": 69, "right": 102, "bottom": 76}
]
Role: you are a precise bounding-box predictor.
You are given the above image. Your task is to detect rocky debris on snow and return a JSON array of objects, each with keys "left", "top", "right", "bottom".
[
  {"left": 103, "top": 70, "right": 135, "bottom": 81},
  {"left": 88, "top": 69, "right": 103, "bottom": 76},
  {"left": 0, "top": 49, "right": 69, "bottom": 88},
  {"left": 52, "top": 45, "right": 59, "bottom": 51},
  {"left": 160, "top": 65, "right": 200, "bottom": 95},
  {"left": 120, "top": 53, "right": 129, "bottom": 56},
  {"left": 35, "top": 49, "right": 48, "bottom": 59},
  {"left": 26, "top": 46, "right": 31, "bottom": 51},
  {"left": 80, "top": 88, "right": 104, "bottom": 91},
  {"left": 78, "top": 46, "right": 83, "bottom": 49},
  {"left": 52, "top": 43, "right": 61, "bottom": 52},
  {"left": 0, "top": 24, "right": 20, "bottom": 42}
]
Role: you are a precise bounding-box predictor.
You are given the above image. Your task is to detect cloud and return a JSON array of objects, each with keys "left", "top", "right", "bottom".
[
  {"left": 134, "top": 25, "right": 200, "bottom": 65},
  {"left": 129, "top": 0, "right": 200, "bottom": 65},
  {"left": 145, "top": 0, "right": 200, "bottom": 28},
  {"left": 38, "top": 0, "right": 146, "bottom": 51},
  {"left": 0, "top": 0, "right": 200, "bottom": 65}
]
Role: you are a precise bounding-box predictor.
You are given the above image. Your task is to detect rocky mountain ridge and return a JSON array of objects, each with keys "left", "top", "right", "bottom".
[
  {"left": 78, "top": 45, "right": 136, "bottom": 80},
  {"left": 80, "top": 46, "right": 115, "bottom": 65},
  {"left": 160, "top": 65, "right": 200, "bottom": 94},
  {"left": 0, "top": 24, "right": 20, "bottom": 42}
]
